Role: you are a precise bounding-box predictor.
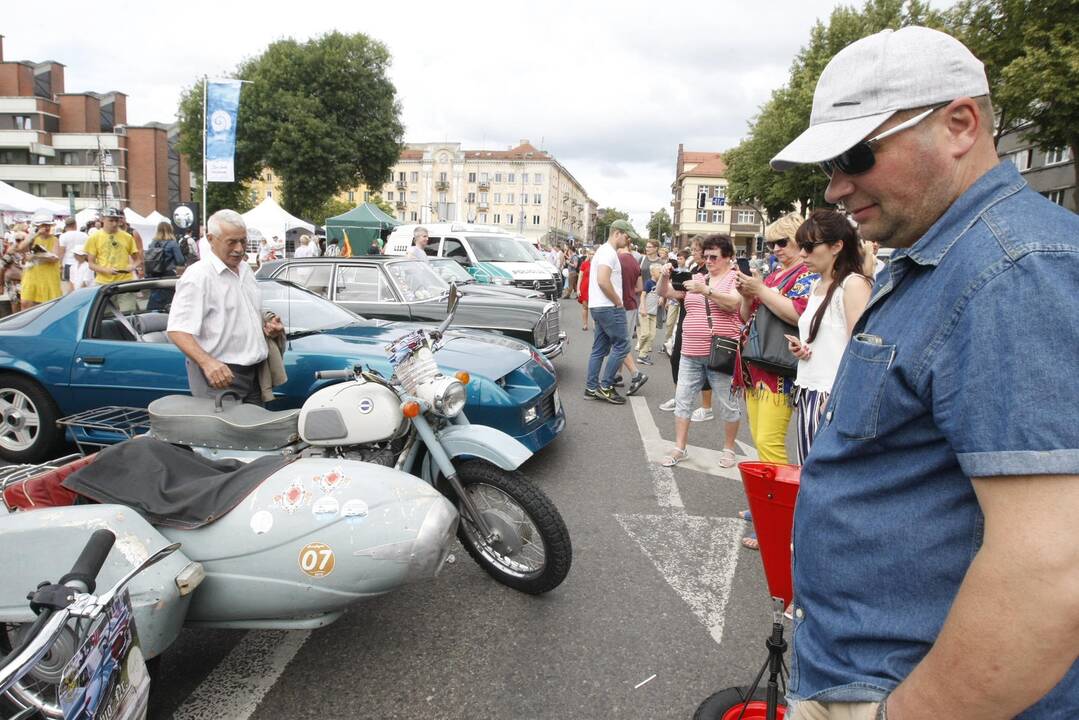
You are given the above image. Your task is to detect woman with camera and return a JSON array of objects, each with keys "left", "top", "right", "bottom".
[
  {"left": 17, "top": 217, "right": 62, "bottom": 310},
  {"left": 658, "top": 234, "right": 743, "bottom": 468}
]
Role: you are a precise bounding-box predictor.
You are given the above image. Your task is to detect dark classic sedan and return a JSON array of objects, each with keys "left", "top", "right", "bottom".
[
  {"left": 0, "top": 278, "right": 565, "bottom": 462},
  {"left": 256, "top": 256, "right": 567, "bottom": 359}
]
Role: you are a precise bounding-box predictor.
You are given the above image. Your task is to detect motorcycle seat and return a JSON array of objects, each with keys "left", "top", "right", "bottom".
[
  {"left": 148, "top": 395, "right": 300, "bottom": 451},
  {"left": 2, "top": 453, "right": 96, "bottom": 511}
]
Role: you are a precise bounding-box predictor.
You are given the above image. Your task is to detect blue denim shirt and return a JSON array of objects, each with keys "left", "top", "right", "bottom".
[{"left": 789, "top": 162, "right": 1079, "bottom": 717}]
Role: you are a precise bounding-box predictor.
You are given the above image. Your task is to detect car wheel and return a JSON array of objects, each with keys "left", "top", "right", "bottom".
[{"left": 0, "top": 374, "right": 63, "bottom": 463}]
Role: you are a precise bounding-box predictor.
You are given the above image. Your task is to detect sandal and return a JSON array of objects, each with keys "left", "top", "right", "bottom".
[
  {"left": 742, "top": 535, "right": 759, "bottom": 551},
  {"left": 719, "top": 448, "right": 736, "bottom": 468},
  {"left": 661, "top": 447, "right": 689, "bottom": 467}
]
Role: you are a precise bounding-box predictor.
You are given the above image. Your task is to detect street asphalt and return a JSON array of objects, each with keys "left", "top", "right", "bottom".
[{"left": 148, "top": 298, "right": 791, "bottom": 720}]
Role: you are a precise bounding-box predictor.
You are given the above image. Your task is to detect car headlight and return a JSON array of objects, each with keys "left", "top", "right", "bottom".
[
  {"left": 491, "top": 277, "right": 513, "bottom": 285},
  {"left": 534, "top": 323, "right": 548, "bottom": 346},
  {"left": 416, "top": 376, "right": 467, "bottom": 417}
]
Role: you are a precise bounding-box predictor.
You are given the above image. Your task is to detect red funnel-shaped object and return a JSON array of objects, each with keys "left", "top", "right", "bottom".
[{"left": 739, "top": 462, "right": 801, "bottom": 606}]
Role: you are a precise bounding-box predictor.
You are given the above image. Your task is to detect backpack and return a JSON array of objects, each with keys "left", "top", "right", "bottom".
[{"left": 144, "top": 241, "right": 175, "bottom": 277}]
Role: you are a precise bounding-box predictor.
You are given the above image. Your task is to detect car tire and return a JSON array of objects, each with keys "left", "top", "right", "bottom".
[{"left": 0, "top": 374, "right": 64, "bottom": 463}]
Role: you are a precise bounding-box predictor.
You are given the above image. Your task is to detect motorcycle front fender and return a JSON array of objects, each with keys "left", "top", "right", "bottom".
[
  {"left": 420, "top": 423, "right": 532, "bottom": 483},
  {"left": 0, "top": 505, "right": 198, "bottom": 660}
]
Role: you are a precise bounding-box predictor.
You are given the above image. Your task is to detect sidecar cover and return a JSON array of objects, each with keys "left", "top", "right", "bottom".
[{"left": 63, "top": 437, "right": 290, "bottom": 529}]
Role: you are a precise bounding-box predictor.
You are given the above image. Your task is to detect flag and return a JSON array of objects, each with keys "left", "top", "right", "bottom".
[
  {"left": 205, "top": 79, "right": 242, "bottom": 183},
  {"left": 341, "top": 229, "right": 352, "bottom": 257}
]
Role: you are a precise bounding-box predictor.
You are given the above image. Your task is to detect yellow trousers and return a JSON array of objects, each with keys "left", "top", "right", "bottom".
[{"left": 745, "top": 386, "right": 793, "bottom": 464}]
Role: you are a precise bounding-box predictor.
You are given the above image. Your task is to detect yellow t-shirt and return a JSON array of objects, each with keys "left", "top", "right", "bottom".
[{"left": 85, "top": 229, "right": 138, "bottom": 284}]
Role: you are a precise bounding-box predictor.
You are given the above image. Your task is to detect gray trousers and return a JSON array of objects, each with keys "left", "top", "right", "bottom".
[{"left": 185, "top": 359, "right": 263, "bottom": 406}]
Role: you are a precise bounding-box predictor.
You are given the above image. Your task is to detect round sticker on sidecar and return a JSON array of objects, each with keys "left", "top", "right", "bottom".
[{"left": 298, "top": 542, "right": 335, "bottom": 578}]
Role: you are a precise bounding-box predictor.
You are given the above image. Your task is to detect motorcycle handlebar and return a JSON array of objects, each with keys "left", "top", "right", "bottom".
[
  {"left": 314, "top": 369, "right": 353, "bottom": 380},
  {"left": 58, "top": 529, "right": 115, "bottom": 595}
]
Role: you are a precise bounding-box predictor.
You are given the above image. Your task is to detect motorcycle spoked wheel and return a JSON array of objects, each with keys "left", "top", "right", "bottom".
[
  {"left": 449, "top": 459, "right": 572, "bottom": 594},
  {"left": 0, "top": 621, "right": 75, "bottom": 719},
  {"left": 694, "top": 686, "right": 787, "bottom": 720}
]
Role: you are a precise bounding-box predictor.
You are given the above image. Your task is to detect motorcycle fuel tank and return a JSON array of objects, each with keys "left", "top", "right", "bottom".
[
  {"left": 156, "top": 458, "right": 457, "bottom": 629},
  {"left": 299, "top": 381, "right": 406, "bottom": 447}
]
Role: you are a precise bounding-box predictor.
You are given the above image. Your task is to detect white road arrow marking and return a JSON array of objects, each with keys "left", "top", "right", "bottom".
[
  {"left": 615, "top": 512, "right": 744, "bottom": 644},
  {"left": 629, "top": 397, "right": 758, "bottom": 480}
]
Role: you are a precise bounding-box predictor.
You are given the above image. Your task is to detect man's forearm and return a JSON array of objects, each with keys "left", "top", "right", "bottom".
[
  {"left": 889, "top": 538, "right": 1079, "bottom": 718},
  {"left": 167, "top": 331, "right": 214, "bottom": 367},
  {"left": 597, "top": 279, "right": 621, "bottom": 306}
]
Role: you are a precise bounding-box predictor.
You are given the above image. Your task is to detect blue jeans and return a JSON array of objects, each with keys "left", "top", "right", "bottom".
[{"left": 586, "top": 306, "right": 630, "bottom": 390}]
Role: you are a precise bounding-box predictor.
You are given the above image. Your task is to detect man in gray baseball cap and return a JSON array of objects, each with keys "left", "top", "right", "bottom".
[{"left": 770, "top": 26, "right": 1079, "bottom": 720}]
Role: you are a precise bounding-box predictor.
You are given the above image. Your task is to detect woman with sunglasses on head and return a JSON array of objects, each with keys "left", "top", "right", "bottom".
[
  {"left": 733, "top": 212, "right": 818, "bottom": 550},
  {"left": 659, "top": 237, "right": 714, "bottom": 420},
  {"left": 787, "top": 209, "right": 872, "bottom": 464},
  {"left": 658, "top": 234, "right": 743, "bottom": 468},
  {"left": 16, "top": 217, "right": 63, "bottom": 310}
]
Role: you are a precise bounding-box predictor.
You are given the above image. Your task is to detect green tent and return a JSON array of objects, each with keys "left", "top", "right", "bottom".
[{"left": 324, "top": 203, "right": 400, "bottom": 255}]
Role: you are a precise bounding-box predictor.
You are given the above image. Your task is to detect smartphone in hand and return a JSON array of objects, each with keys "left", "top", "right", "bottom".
[
  {"left": 784, "top": 333, "right": 804, "bottom": 351},
  {"left": 736, "top": 258, "right": 751, "bottom": 275}
]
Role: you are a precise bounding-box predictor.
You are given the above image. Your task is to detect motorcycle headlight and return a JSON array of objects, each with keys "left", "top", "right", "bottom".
[{"left": 417, "top": 376, "right": 467, "bottom": 417}]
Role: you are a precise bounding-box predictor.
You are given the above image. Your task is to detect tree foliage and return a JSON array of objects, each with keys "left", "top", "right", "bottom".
[
  {"left": 367, "top": 193, "right": 396, "bottom": 217},
  {"left": 309, "top": 198, "right": 353, "bottom": 227},
  {"left": 646, "top": 208, "right": 671, "bottom": 241},
  {"left": 177, "top": 31, "right": 404, "bottom": 222},
  {"left": 594, "top": 208, "right": 629, "bottom": 244}
]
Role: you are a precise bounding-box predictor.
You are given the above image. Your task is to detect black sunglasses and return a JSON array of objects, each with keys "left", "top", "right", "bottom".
[
  {"left": 797, "top": 239, "right": 828, "bottom": 253},
  {"left": 819, "top": 104, "right": 945, "bottom": 178},
  {"left": 769, "top": 239, "right": 790, "bottom": 249}
]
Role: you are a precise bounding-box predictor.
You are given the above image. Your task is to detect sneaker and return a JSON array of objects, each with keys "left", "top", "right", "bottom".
[
  {"left": 690, "top": 407, "right": 714, "bottom": 422},
  {"left": 595, "top": 386, "right": 626, "bottom": 405},
  {"left": 637, "top": 355, "right": 653, "bottom": 366},
  {"left": 627, "top": 372, "right": 649, "bottom": 396},
  {"left": 613, "top": 374, "right": 624, "bottom": 387},
  {"left": 658, "top": 398, "right": 677, "bottom": 412},
  {"left": 583, "top": 387, "right": 598, "bottom": 400}
]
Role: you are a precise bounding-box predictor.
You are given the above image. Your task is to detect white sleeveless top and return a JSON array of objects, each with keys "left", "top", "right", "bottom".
[{"left": 795, "top": 275, "right": 859, "bottom": 393}]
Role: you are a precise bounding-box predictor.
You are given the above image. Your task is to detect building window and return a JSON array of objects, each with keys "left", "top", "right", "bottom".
[
  {"left": 363, "top": 191, "right": 371, "bottom": 202},
  {"left": 479, "top": 173, "right": 488, "bottom": 183},
  {"left": 533, "top": 194, "right": 542, "bottom": 205},
  {"left": 267, "top": 189, "right": 273, "bottom": 198},
  {"left": 479, "top": 213, "right": 487, "bottom": 223},
  {"left": 494, "top": 172, "right": 502, "bottom": 183},
  {"left": 347, "top": 191, "right": 355, "bottom": 202},
  {"left": 13, "top": 115, "right": 32, "bottom": 130},
  {"left": 736, "top": 210, "right": 756, "bottom": 224},
  {"left": 439, "top": 192, "right": 447, "bottom": 203},
  {"left": 493, "top": 193, "right": 501, "bottom": 204},
  {"left": 534, "top": 173, "right": 543, "bottom": 185},
  {"left": 532, "top": 215, "right": 541, "bottom": 225},
  {"left": 508, "top": 173, "right": 515, "bottom": 184},
  {"left": 1010, "top": 149, "right": 1032, "bottom": 172},
  {"left": 387, "top": 191, "right": 394, "bottom": 201},
  {"left": 711, "top": 210, "right": 725, "bottom": 223},
  {"left": 697, "top": 209, "right": 708, "bottom": 222},
  {"left": 1044, "top": 147, "right": 1073, "bottom": 166},
  {"left": 398, "top": 171, "right": 406, "bottom": 182},
  {"left": 468, "top": 172, "right": 476, "bottom": 183},
  {"left": 61, "top": 151, "right": 78, "bottom": 166},
  {"left": 697, "top": 187, "right": 707, "bottom": 208},
  {"left": 36, "top": 155, "right": 47, "bottom": 165},
  {"left": 61, "top": 183, "right": 81, "bottom": 198},
  {"left": 439, "top": 171, "right": 448, "bottom": 182},
  {"left": 522, "top": 173, "right": 529, "bottom": 184},
  {"left": 1043, "top": 189, "right": 1066, "bottom": 206},
  {"left": 494, "top": 213, "right": 501, "bottom": 223},
  {"left": 410, "top": 171, "right": 419, "bottom": 182},
  {"left": 467, "top": 192, "right": 476, "bottom": 203},
  {"left": 507, "top": 193, "right": 515, "bottom": 205},
  {"left": 28, "top": 182, "right": 46, "bottom": 196},
  {"left": 410, "top": 191, "right": 417, "bottom": 201},
  {"left": 506, "top": 214, "right": 514, "bottom": 225},
  {"left": 411, "top": 211, "right": 418, "bottom": 221}
]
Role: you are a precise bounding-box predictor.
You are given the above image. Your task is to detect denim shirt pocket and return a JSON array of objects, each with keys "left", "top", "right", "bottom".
[{"left": 831, "top": 334, "right": 896, "bottom": 440}]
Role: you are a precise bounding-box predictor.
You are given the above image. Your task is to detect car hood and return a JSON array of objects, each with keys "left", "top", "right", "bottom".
[{"left": 312, "top": 322, "right": 534, "bottom": 379}]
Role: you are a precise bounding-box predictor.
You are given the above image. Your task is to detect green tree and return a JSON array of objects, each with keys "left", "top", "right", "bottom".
[
  {"left": 594, "top": 208, "right": 629, "bottom": 243},
  {"left": 368, "top": 193, "right": 396, "bottom": 217},
  {"left": 177, "top": 31, "right": 404, "bottom": 221},
  {"left": 646, "top": 208, "right": 671, "bottom": 242},
  {"left": 310, "top": 198, "right": 353, "bottom": 227}
]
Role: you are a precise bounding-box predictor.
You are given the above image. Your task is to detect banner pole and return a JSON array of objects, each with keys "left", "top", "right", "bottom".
[{"left": 201, "top": 74, "right": 207, "bottom": 237}]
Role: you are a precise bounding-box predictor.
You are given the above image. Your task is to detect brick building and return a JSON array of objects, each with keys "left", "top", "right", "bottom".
[{"left": 0, "top": 35, "right": 190, "bottom": 217}]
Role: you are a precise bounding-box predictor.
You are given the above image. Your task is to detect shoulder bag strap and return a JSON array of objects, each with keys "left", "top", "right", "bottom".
[{"left": 702, "top": 275, "right": 717, "bottom": 336}]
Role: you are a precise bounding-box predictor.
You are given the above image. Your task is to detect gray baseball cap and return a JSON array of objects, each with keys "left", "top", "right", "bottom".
[{"left": 771, "top": 26, "right": 989, "bottom": 171}]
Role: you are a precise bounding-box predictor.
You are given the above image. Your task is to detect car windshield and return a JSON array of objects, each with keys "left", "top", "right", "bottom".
[
  {"left": 258, "top": 280, "right": 367, "bottom": 333},
  {"left": 517, "top": 240, "right": 546, "bottom": 262},
  {"left": 467, "top": 236, "right": 535, "bottom": 262},
  {"left": 430, "top": 259, "right": 474, "bottom": 283},
  {"left": 385, "top": 260, "right": 448, "bottom": 302}
]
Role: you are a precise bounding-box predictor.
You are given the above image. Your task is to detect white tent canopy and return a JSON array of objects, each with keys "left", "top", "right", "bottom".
[
  {"left": 0, "top": 180, "right": 67, "bottom": 215},
  {"left": 123, "top": 208, "right": 157, "bottom": 244},
  {"left": 241, "top": 197, "right": 314, "bottom": 245}
]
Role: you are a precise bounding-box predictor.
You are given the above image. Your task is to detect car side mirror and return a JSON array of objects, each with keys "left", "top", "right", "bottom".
[{"left": 452, "top": 256, "right": 471, "bottom": 266}]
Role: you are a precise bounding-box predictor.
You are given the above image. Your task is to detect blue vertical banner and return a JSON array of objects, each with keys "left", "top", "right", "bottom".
[{"left": 205, "top": 79, "right": 242, "bottom": 183}]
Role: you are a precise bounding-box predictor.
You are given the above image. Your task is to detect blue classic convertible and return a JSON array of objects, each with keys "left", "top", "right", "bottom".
[{"left": 0, "top": 278, "right": 565, "bottom": 462}]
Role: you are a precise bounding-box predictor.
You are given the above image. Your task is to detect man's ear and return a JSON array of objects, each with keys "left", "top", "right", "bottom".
[{"left": 941, "top": 98, "right": 981, "bottom": 159}]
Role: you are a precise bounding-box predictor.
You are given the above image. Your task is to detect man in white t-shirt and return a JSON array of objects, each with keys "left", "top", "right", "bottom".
[
  {"left": 407, "top": 227, "right": 431, "bottom": 262},
  {"left": 585, "top": 219, "right": 638, "bottom": 404},
  {"left": 58, "top": 217, "right": 88, "bottom": 292}
]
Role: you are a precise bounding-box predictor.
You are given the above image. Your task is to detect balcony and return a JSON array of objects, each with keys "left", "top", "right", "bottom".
[
  {"left": 395, "top": 180, "right": 407, "bottom": 190},
  {"left": 477, "top": 201, "right": 490, "bottom": 211},
  {"left": 477, "top": 180, "right": 490, "bottom": 190},
  {"left": 395, "top": 199, "right": 407, "bottom": 210},
  {"left": 435, "top": 180, "right": 450, "bottom": 192},
  {"left": 0, "top": 164, "right": 122, "bottom": 183}
]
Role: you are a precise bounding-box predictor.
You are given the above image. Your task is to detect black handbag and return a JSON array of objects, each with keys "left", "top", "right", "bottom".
[
  {"left": 703, "top": 281, "right": 738, "bottom": 374},
  {"left": 744, "top": 305, "right": 799, "bottom": 377}
]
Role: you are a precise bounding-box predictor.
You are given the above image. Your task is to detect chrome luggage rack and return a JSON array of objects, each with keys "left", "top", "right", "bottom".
[
  {"left": 56, "top": 406, "right": 151, "bottom": 456},
  {"left": 0, "top": 452, "right": 82, "bottom": 495}
]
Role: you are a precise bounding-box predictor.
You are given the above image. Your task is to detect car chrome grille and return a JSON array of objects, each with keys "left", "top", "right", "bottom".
[
  {"left": 513, "top": 278, "right": 557, "bottom": 294},
  {"left": 543, "top": 306, "right": 560, "bottom": 344}
]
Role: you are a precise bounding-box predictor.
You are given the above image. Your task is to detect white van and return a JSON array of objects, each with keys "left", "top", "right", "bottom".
[{"left": 384, "top": 223, "right": 559, "bottom": 299}]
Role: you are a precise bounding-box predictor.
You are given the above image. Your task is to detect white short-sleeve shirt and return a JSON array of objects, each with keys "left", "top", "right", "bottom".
[
  {"left": 588, "top": 242, "right": 622, "bottom": 308},
  {"left": 167, "top": 253, "right": 267, "bottom": 366}
]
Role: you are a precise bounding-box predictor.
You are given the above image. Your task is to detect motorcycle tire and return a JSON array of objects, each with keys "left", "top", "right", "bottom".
[
  {"left": 451, "top": 459, "right": 572, "bottom": 595},
  {"left": 694, "top": 685, "right": 787, "bottom": 720},
  {"left": 0, "top": 621, "right": 72, "bottom": 719}
]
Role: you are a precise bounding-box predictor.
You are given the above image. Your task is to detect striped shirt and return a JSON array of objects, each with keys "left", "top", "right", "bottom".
[{"left": 681, "top": 270, "right": 741, "bottom": 357}]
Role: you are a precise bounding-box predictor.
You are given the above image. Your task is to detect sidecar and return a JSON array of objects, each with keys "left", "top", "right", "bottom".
[{"left": 0, "top": 441, "right": 458, "bottom": 658}]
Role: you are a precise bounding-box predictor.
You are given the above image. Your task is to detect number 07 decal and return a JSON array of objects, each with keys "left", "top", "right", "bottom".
[{"left": 298, "top": 542, "right": 335, "bottom": 578}]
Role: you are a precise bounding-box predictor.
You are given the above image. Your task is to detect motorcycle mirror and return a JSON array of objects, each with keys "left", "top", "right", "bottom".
[
  {"left": 95, "top": 542, "right": 182, "bottom": 609},
  {"left": 435, "top": 284, "right": 459, "bottom": 337}
]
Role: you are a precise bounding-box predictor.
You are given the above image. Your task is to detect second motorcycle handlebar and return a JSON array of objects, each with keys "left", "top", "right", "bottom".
[{"left": 58, "top": 528, "right": 115, "bottom": 594}]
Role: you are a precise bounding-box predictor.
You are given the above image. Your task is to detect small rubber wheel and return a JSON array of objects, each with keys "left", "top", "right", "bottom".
[{"left": 694, "top": 685, "right": 787, "bottom": 720}]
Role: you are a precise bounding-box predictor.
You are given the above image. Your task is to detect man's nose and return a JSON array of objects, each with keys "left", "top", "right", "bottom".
[{"left": 824, "top": 171, "right": 855, "bottom": 205}]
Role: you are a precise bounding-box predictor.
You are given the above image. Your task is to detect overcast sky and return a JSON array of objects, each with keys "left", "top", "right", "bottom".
[{"left": 8, "top": 0, "right": 866, "bottom": 231}]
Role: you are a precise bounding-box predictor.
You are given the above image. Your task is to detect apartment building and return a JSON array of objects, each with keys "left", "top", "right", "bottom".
[
  {"left": 0, "top": 36, "right": 190, "bottom": 217},
  {"left": 369, "top": 140, "right": 593, "bottom": 247},
  {"left": 997, "top": 125, "right": 1076, "bottom": 213},
  {"left": 670, "top": 144, "right": 763, "bottom": 254}
]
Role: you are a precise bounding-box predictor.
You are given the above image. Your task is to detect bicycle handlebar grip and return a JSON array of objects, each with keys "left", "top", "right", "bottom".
[
  {"left": 58, "top": 529, "right": 115, "bottom": 594},
  {"left": 314, "top": 369, "right": 352, "bottom": 380}
]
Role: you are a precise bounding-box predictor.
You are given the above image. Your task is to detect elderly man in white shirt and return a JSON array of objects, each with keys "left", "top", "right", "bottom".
[{"left": 167, "top": 209, "right": 284, "bottom": 405}]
